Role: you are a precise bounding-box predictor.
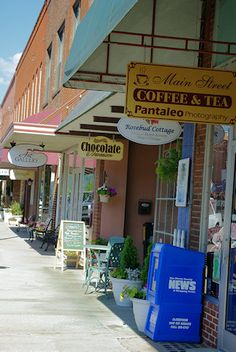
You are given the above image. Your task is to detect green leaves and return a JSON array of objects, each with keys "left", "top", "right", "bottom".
[{"left": 155, "top": 142, "right": 182, "bottom": 182}]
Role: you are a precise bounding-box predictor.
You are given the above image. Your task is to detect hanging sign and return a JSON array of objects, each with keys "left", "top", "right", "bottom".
[
  {"left": 117, "top": 118, "right": 182, "bottom": 145},
  {"left": 126, "top": 62, "right": 236, "bottom": 125},
  {"left": 78, "top": 136, "right": 123, "bottom": 161},
  {"left": 0, "top": 169, "right": 9, "bottom": 176},
  {"left": 10, "top": 169, "right": 35, "bottom": 180},
  {"left": 8, "top": 144, "right": 47, "bottom": 168}
]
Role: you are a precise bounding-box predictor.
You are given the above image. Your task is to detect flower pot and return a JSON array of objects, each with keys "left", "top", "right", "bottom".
[
  {"left": 99, "top": 194, "right": 110, "bottom": 203},
  {"left": 3, "top": 209, "right": 13, "bottom": 224},
  {"left": 131, "top": 298, "right": 150, "bottom": 333},
  {"left": 12, "top": 215, "right": 23, "bottom": 225},
  {"left": 110, "top": 277, "right": 142, "bottom": 307}
]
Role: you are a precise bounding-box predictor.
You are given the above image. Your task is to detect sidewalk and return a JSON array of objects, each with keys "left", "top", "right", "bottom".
[{"left": 0, "top": 222, "right": 216, "bottom": 352}]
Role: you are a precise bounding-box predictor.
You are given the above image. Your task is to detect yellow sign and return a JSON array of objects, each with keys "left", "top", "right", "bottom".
[
  {"left": 126, "top": 62, "right": 236, "bottom": 125},
  {"left": 78, "top": 136, "right": 123, "bottom": 160}
]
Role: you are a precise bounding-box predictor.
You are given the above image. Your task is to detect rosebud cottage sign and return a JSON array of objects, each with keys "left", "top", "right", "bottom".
[
  {"left": 126, "top": 62, "right": 236, "bottom": 125},
  {"left": 117, "top": 118, "right": 182, "bottom": 145},
  {"left": 78, "top": 136, "right": 123, "bottom": 161},
  {"left": 8, "top": 144, "right": 47, "bottom": 168}
]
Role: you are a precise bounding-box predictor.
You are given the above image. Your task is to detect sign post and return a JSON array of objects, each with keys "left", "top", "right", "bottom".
[{"left": 55, "top": 220, "right": 86, "bottom": 271}]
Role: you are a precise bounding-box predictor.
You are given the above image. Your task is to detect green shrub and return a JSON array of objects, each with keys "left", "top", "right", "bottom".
[
  {"left": 10, "top": 201, "right": 23, "bottom": 215},
  {"left": 120, "top": 285, "right": 146, "bottom": 301},
  {"left": 140, "top": 243, "right": 153, "bottom": 285},
  {"left": 111, "top": 236, "right": 140, "bottom": 279}
]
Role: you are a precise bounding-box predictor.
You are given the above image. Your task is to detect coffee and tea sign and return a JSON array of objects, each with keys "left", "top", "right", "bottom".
[
  {"left": 8, "top": 144, "right": 47, "bottom": 168},
  {"left": 126, "top": 62, "right": 236, "bottom": 125}
]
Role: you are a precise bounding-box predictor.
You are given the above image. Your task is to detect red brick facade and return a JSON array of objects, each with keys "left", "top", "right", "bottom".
[{"left": 189, "top": 0, "right": 219, "bottom": 347}]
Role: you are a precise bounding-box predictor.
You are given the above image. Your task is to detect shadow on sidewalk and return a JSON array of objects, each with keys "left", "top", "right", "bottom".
[
  {"left": 97, "top": 293, "right": 207, "bottom": 352},
  {"left": 9, "top": 226, "right": 56, "bottom": 256}
]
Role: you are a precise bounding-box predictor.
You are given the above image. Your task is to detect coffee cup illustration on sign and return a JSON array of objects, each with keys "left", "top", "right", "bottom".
[{"left": 134, "top": 74, "right": 149, "bottom": 86}]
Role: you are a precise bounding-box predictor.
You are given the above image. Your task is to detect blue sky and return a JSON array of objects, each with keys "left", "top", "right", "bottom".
[{"left": 0, "top": 1, "right": 44, "bottom": 103}]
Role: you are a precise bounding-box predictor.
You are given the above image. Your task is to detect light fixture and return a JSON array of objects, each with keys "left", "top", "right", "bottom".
[
  {"left": 27, "top": 178, "right": 33, "bottom": 186},
  {"left": 10, "top": 141, "right": 16, "bottom": 147},
  {"left": 40, "top": 143, "right": 45, "bottom": 149}
]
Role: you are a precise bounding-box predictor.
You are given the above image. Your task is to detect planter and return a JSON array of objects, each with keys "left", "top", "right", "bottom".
[
  {"left": 99, "top": 194, "right": 110, "bottom": 203},
  {"left": 3, "top": 209, "right": 13, "bottom": 224},
  {"left": 11, "top": 215, "right": 23, "bottom": 225},
  {"left": 110, "top": 277, "right": 142, "bottom": 307},
  {"left": 131, "top": 298, "right": 150, "bottom": 333}
]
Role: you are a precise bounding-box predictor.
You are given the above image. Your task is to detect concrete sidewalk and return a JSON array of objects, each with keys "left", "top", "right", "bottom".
[{"left": 0, "top": 222, "right": 215, "bottom": 352}]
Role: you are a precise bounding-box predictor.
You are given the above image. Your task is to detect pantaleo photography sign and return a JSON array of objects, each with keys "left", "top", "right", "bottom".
[
  {"left": 78, "top": 136, "right": 123, "bottom": 160},
  {"left": 126, "top": 62, "right": 236, "bottom": 125}
]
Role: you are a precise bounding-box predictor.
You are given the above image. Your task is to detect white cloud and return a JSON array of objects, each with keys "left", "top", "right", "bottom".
[{"left": 0, "top": 52, "right": 22, "bottom": 86}]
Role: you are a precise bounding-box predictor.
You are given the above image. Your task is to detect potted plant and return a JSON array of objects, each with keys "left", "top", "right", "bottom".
[
  {"left": 155, "top": 141, "right": 182, "bottom": 182},
  {"left": 120, "top": 286, "right": 150, "bottom": 333},
  {"left": 97, "top": 184, "right": 117, "bottom": 203},
  {"left": 110, "top": 236, "right": 142, "bottom": 307},
  {"left": 119, "top": 243, "right": 153, "bottom": 332},
  {"left": 9, "top": 201, "right": 23, "bottom": 225}
]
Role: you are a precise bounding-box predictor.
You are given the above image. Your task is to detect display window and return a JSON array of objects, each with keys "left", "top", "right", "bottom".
[{"left": 206, "top": 127, "right": 228, "bottom": 298}]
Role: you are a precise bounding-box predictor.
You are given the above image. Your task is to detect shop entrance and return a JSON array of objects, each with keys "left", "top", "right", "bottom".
[{"left": 219, "top": 141, "right": 236, "bottom": 351}]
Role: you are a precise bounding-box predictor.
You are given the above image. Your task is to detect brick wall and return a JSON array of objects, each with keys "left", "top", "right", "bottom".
[
  {"left": 189, "top": 0, "right": 219, "bottom": 348},
  {"left": 189, "top": 124, "right": 206, "bottom": 251},
  {"left": 91, "top": 160, "right": 104, "bottom": 240},
  {"left": 202, "top": 300, "right": 219, "bottom": 347}
]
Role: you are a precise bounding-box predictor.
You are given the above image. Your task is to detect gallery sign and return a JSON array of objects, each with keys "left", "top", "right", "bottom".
[
  {"left": 126, "top": 62, "right": 236, "bottom": 125},
  {"left": 78, "top": 136, "right": 123, "bottom": 161},
  {"left": 117, "top": 118, "right": 182, "bottom": 145},
  {"left": 8, "top": 144, "right": 47, "bottom": 168}
]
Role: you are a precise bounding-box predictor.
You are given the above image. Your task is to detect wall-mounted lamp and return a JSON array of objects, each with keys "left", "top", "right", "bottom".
[{"left": 27, "top": 178, "right": 33, "bottom": 186}]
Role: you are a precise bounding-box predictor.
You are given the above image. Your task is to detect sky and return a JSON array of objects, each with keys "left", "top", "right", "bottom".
[{"left": 0, "top": 0, "right": 44, "bottom": 103}]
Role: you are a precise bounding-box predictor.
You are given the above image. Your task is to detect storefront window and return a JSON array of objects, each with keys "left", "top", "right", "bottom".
[
  {"left": 38, "top": 165, "right": 53, "bottom": 221},
  {"left": 207, "top": 126, "right": 227, "bottom": 298},
  {"left": 225, "top": 155, "right": 236, "bottom": 334}
]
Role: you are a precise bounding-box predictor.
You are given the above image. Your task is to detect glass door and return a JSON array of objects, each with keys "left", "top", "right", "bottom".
[{"left": 219, "top": 142, "right": 236, "bottom": 352}]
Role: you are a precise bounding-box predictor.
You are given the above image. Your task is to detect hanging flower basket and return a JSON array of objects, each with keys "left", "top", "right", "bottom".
[
  {"left": 97, "top": 184, "right": 117, "bottom": 203},
  {"left": 99, "top": 194, "right": 110, "bottom": 203}
]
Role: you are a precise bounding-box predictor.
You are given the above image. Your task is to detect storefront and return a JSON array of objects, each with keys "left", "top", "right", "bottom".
[{"left": 61, "top": 0, "right": 236, "bottom": 349}]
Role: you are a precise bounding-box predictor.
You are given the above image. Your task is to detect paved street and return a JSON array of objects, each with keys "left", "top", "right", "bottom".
[{"left": 0, "top": 222, "right": 215, "bottom": 352}]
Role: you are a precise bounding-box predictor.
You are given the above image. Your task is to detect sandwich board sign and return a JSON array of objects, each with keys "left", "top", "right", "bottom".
[{"left": 56, "top": 220, "right": 86, "bottom": 271}]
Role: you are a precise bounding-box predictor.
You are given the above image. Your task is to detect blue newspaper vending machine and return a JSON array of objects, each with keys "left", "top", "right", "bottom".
[{"left": 144, "top": 243, "right": 205, "bottom": 343}]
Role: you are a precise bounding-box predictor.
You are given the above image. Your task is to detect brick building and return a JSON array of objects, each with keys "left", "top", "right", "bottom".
[{"left": 0, "top": 1, "right": 236, "bottom": 351}]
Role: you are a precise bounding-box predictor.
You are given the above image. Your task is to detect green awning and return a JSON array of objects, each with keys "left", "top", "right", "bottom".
[
  {"left": 63, "top": 0, "right": 138, "bottom": 91},
  {"left": 63, "top": 0, "right": 202, "bottom": 92}
]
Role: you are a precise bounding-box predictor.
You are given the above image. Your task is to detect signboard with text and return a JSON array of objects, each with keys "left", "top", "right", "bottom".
[
  {"left": 126, "top": 62, "right": 236, "bottom": 125},
  {"left": 56, "top": 220, "right": 86, "bottom": 271},
  {"left": 117, "top": 118, "right": 182, "bottom": 145},
  {"left": 8, "top": 144, "right": 47, "bottom": 168},
  {"left": 78, "top": 136, "right": 123, "bottom": 161}
]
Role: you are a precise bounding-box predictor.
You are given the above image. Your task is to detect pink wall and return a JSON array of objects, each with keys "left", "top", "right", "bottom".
[
  {"left": 100, "top": 140, "right": 129, "bottom": 238},
  {"left": 125, "top": 142, "right": 157, "bottom": 263}
]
